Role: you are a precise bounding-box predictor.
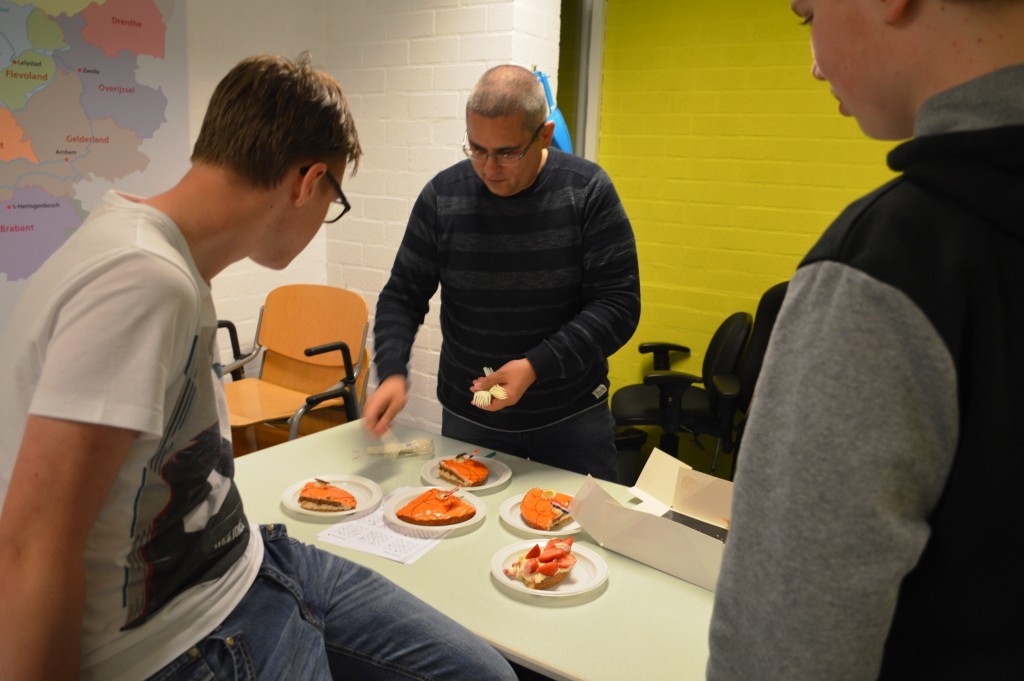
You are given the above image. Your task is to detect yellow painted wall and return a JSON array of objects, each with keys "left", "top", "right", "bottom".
[{"left": 599, "top": 1, "right": 898, "bottom": 392}]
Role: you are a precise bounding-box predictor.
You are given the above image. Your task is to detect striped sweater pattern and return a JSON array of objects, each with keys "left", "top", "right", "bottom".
[{"left": 374, "top": 150, "right": 641, "bottom": 430}]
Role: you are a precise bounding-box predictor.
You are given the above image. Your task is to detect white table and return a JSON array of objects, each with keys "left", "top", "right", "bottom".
[{"left": 232, "top": 421, "right": 715, "bottom": 681}]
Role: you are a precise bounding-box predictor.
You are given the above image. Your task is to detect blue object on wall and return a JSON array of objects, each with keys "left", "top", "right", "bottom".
[{"left": 534, "top": 70, "right": 573, "bottom": 154}]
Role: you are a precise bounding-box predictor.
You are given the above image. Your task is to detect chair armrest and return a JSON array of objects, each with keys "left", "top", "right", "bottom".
[
  {"left": 287, "top": 384, "right": 360, "bottom": 439},
  {"left": 304, "top": 385, "right": 359, "bottom": 415},
  {"left": 285, "top": 342, "right": 362, "bottom": 440},
  {"left": 218, "top": 320, "right": 243, "bottom": 359},
  {"left": 305, "top": 341, "right": 356, "bottom": 384},
  {"left": 643, "top": 370, "right": 699, "bottom": 388},
  {"left": 711, "top": 373, "right": 741, "bottom": 454},
  {"left": 292, "top": 369, "right": 361, "bottom": 438},
  {"left": 287, "top": 341, "right": 359, "bottom": 441},
  {"left": 712, "top": 373, "right": 740, "bottom": 399},
  {"left": 217, "top": 320, "right": 259, "bottom": 380},
  {"left": 639, "top": 342, "right": 691, "bottom": 371},
  {"left": 643, "top": 370, "right": 700, "bottom": 434},
  {"left": 639, "top": 342, "right": 690, "bottom": 354}
]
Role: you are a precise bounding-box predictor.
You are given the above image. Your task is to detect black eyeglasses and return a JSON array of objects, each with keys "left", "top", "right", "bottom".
[
  {"left": 300, "top": 166, "right": 351, "bottom": 223},
  {"left": 322, "top": 170, "right": 351, "bottom": 223},
  {"left": 462, "top": 122, "right": 545, "bottom": 167}
]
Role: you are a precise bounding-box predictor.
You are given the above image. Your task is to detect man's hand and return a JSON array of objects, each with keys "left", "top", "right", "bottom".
[
  {"left": 470, "top": 358, "right": 536, "bottom": 412},
  {"left": 362, "top": 374, "right": 409, "bottom": 437}
]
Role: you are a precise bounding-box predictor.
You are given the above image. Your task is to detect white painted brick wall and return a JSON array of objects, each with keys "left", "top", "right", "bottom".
[
  {"left": 437, "top": 6, "right": 489, "bottom": 35},
  {"left": 188, "top": 0, "right": 564, "bottom": 435},
  {"left": 325, "top": 0, "right": 563, "bottom": 434},
  {"left": 186, "top": 0, "right": 333, "bottom": 362}
]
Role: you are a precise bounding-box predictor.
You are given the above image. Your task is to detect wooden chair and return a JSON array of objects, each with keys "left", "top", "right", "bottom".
[{"left": 219, "top": 284, "right": 369, "bottom": 456}]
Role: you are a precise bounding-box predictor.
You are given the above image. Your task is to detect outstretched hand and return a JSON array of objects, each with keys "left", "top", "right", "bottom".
[
  {"left": 362, "top": 374, "right": 408, "bottom": 437},
  {"left": 469, "top": 358, "right": 536, "bottom": 412}
]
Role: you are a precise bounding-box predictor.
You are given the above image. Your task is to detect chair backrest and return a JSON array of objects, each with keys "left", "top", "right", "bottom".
[
  {"left": 257, "top": 284, "right": 369, "bottom": 396},
  {"left": 736, "top": 281, "right": 788, "bottom": 413},
  {"left": 702, "top": 311, "right": 753, "bottom": 410}
]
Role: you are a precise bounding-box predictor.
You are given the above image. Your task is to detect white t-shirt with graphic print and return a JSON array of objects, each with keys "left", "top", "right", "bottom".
[{"left": 0, "top": 191, "right": 262, "bottom": 681}]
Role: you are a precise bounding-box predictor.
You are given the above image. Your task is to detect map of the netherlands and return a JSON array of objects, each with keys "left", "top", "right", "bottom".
[{"left": 0, "top": 0, "right": 187, "bottom": 321}]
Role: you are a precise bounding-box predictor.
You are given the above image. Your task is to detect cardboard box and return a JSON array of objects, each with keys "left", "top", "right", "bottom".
[{"left": 569, "top": 448, "right": 733, "bottom": 591}]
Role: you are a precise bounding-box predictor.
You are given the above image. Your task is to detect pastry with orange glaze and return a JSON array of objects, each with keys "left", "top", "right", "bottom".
[
  {"left": 520, "top": 488, "right": 574, "bottom": 531},
  {"left": 298, "top": 479, "right": 357, "bottom": 512},
  {"left": 396, "top": 488, "right": 476, "bottom": 526},
  {"left": 503, "top": 537, "right": 577, "bottom": 590},
  {"left": 438, "top": 453, "right": 489, "bottom": 487}
]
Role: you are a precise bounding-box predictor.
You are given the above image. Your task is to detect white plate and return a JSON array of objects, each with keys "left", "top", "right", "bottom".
[
  {"left": 491, "top": 540, "right": 608, "bottom": 598},
  {"left": 498, "top": 492, "right": 582, "bottom": 536},
  {"left": 281, "top": 474, "right": 383, "bottom": 521},
  {"left": 420, "top": 456, "right": 512, "bottom": 492},
  {"left": 382, "top": 487, "right": 487, "bottom": 535}
]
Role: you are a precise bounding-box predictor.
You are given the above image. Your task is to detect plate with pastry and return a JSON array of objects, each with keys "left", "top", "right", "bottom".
[
  {"left": 499, "top": 488, "right": 582, "bottom": 536},
  {"left": 420, "top": 452, "right": 512, "bottom": 492},
  {"left": 383, "top": 486, "right": 487, "bottom": 535},
  {"left": 492, "top": 537, "right": 608, "bottom": 598},
  {"left": 281, "top": 474, "right": 383, "bottom": 521}
]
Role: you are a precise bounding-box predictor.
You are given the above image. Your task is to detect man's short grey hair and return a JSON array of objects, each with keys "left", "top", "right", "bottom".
[{"left": 466, "top": 65, "right": 548, "bottom": 131}]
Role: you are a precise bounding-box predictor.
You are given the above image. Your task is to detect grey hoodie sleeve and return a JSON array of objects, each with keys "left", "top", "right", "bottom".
[{"left": 707, "top": 261, "right": 958, "bottom": 681}]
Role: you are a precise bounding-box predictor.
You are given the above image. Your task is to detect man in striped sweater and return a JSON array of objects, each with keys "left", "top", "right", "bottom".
[{"left": 364, "top": 65, "right": 640, "bottom": 481}]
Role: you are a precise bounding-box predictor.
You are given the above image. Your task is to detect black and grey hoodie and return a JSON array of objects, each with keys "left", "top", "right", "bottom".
[{"left": 709, "top": 64, "right": 1024, "bottom": 680}]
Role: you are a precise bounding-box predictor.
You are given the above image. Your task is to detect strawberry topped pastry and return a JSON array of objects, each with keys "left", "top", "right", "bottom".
[
  {"left": 438, "top": 452, "right": 489, "bottom": 487},
  {"left": 298, "top": 479, "right": 357, "bottom": 512},
  {"left": 503, "top": 537, "right": 577, "bottom": 590},
  {"left": 520, "top": 487, "right": 574, "bottom": 531},
  {"left": 396, "top": 487, "right": 476, "bottom": 526}
]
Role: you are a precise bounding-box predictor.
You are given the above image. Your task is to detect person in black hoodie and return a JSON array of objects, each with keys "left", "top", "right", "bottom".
[{"left": 708, "top": 1, "right": 1024, "bottom": 679}]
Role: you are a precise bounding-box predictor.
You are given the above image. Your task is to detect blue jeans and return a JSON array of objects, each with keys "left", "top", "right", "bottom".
[
  {"left": 147, "top": 524, "right": 515, "bottom": 681},
  {"left": 442, "top": 403, "right": 619, "bottom": 482}
]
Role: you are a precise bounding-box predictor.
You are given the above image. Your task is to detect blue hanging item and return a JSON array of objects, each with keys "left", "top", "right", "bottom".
[{"left": 534, "top": 70, "right": 573, "bottom": 154}]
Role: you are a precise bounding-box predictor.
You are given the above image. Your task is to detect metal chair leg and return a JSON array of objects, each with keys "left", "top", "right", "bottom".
[{"left": 709, "top": 438, "right": 723, "bottom": 474}]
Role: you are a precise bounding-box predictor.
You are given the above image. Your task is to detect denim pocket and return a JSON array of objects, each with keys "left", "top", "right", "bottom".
[
  {"left": 146, "top": 629, "right": 254, "bottom": 681},
  {"left": 145, "top": 647, "right": 214, "bottom": 681}
]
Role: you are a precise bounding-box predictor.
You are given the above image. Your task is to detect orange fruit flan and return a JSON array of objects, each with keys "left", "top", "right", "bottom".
[
  {"left": 520, "top": 487, "right": 573, "bottom": 531},
  {"left": 298, "top": 479, "right": 357, "bottom": 512},
  {"left": 438, "top": 454, "right": 489, "bottom": 487},
  {"left": 396, "top": 488, "right": 476, "bottom": 526}
]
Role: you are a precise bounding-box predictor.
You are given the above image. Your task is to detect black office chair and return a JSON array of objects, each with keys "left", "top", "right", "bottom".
[
  {"left": 611, "top": 310, "right": 753, "bottom": 464},
  {"left": 714, "top": 281, "right": 789, "bottom": 478}
]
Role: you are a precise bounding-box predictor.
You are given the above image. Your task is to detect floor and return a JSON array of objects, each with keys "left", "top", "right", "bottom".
[{"left": 617, "top": 426, "right": 737, "bottom": 483}]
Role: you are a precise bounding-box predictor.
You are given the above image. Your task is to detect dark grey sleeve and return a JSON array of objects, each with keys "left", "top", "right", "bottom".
[
  {"left": 523, "top": 170, "right": 641, "bottom": 380},
  {"left": 372, "top": 185, "right": 440, "bottom": 382}
]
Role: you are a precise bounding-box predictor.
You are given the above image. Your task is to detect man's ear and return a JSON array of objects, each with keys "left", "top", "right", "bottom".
[
  {"left": 539, "top": 120, "right": 555, "bottom": 149},
  {"left": 294, "top": 163, "right": 325, "bottom": 207},
  {"left": 880, "top": 0, "right": 913, "bottom": 25}
]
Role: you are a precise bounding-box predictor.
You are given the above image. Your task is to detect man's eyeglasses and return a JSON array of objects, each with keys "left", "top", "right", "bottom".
[
  {"left": 322, "top": 170, "right": 351, "bottom": 223},
  {"left": 462, "top": 122, "right": 544, "bottom": 167},
  {"left": 300, "top": 166, "right": 351, "bottom": 223}
]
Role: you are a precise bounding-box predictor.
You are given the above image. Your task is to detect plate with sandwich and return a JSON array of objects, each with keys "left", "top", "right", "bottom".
[
  {"left": 492, "top": 538, "right": 608, "bottom": 598},
  {"left": 499, "top": 489, "right": 582, "bottom": 537},
  {"left": 420, "top": 453, "right": 512, "bottom": 492},
  {"left": 281, "top": 474, "right": 383, "bottom": 521},
  {"left": 383, "top": 486, "right": 487, "bottom": 535}
]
